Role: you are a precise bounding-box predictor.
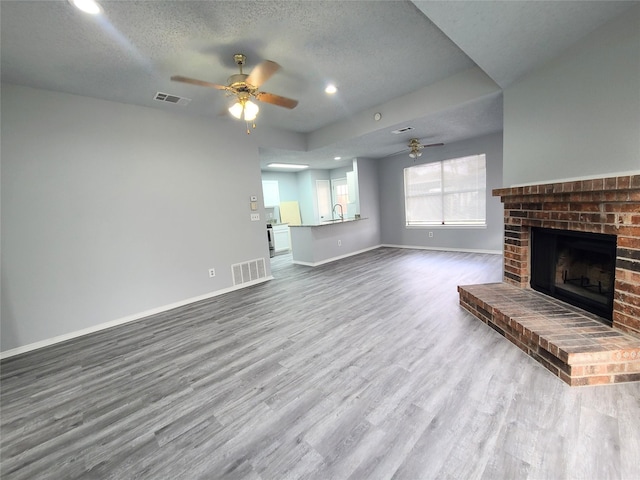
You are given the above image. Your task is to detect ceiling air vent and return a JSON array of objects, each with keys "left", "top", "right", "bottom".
[
  {"left": 391, "top": 126, "right": 414, "bottom": 134},
  {"left": 154, "top": 92, "right": 191, "bottom": 106}
]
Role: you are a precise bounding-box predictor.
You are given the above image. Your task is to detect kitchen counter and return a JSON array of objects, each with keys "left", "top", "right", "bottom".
[
  {"left": 288, "top": 217, "right": 372, "bottom": 266},
  {"left": 289, "top": 217, "right": 366, "bottom": 227}
]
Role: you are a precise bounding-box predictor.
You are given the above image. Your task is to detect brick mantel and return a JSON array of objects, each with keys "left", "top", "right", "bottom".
[{"left": 493, "top": 175, "right": 640, "bottom": 336}]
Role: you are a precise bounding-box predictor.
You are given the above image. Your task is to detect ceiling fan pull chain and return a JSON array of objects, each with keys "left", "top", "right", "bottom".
[{"left": 245, "top": 121, "right": 257, "bottom": 134}]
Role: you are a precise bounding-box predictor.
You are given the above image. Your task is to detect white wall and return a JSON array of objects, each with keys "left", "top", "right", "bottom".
[
  {"left": 378, "top": 132, "right": 504, "bottom": 253},
  {"left": 503, "top": 5, "right": 640, "bottom": 186},
  {"left": 1, "top": 84, "right": 303, "bottom": 352}
]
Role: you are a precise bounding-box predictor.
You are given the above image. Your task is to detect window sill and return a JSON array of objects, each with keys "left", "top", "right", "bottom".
[{"left": 406, "top": 224, "right": 487, "bottom": 230}]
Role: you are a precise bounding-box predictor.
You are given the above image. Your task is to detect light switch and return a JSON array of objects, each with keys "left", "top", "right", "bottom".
[
  {"left": 250, "top": 213, "right": 260, "bottom": 221},
  {"left": 250, "top": 201, "right": 258, "bottom": 211}
]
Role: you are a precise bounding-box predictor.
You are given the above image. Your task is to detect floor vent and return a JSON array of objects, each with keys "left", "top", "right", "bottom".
[
  {"left": 154, "top": 92, "right": 191, "bottom": 106},
  {"left": 232, "top": 258, "right": 267, "bottom": 286}
]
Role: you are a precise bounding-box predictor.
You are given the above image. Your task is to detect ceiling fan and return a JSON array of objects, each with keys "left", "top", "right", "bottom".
[
  {"left": 171, "top": 54, "right": 298, "bottom": 132},
  {"left": 385, "top": 138, "right": 444, "bottom": 159},
  {"left": 407, "top": 138, "right": 444, "bottom": 158}
]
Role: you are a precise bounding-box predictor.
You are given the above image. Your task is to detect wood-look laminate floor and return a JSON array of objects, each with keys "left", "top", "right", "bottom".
[{"left": 2, "top": 248, "right": 639, "bottom": 480}]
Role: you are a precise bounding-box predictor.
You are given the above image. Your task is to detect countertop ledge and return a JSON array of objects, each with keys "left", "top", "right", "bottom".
[{"left": 289, "top": 217, "right": 367, "bottom": 227}]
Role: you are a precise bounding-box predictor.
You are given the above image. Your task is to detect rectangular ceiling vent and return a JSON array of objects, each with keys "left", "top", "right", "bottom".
[
  {"left": 391, "top": 126, "right": 414, "bottom": 135},
  {"left": 232, "top": 258, "right": 267, "bottom": 286},
  {"left": 154, "top": 92, "right": 191, "bottom": 106}
]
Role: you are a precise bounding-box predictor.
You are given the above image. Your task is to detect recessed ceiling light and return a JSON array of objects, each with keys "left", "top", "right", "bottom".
[
  {"left": 325, "top": 84, "right": 337, "bottom": 94},
  {"left": 267, "top": 163, "right": 309, "bottom": 170},
  {"left": 69, "top": 0, "right": 102, "bottom": 14},
  {"left": 334, "top": 156, "right": 341, "bottom": 161}
]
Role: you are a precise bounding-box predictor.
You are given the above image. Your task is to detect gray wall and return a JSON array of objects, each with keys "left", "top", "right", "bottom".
[
  {"left": 1, "top": 84, "right": 302, "bottom": 352},
  {"left": 378, "top": 132, "right": 504, "bottom": 253},
  {"left": 355, "top": 157, "right": 381, "bottom": 246},
  {"left": 503, "top": 5, "right": 640, "bottom": 186},
  {"left": 329, "top": 166, "right": 352, "bottom": 180}
]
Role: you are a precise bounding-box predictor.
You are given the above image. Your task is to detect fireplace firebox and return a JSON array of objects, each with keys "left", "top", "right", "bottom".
[{"left": 530, "top": 228, "right": 617, "bottom": 322}]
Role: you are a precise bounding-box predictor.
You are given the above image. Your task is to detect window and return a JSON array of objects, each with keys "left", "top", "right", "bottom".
[
  {"left": 404, "top": 154, "right": 486, "bottom": 226},
  {"left": 331, "top": 178, "right": 349, "bottom": 218}
]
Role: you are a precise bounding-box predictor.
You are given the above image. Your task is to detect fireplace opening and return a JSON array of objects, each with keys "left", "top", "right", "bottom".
[{"left": 530, "top": 228, "right": 617, "bottom": 323}]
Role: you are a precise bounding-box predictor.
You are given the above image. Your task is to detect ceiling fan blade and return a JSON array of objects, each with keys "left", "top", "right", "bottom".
[
  {"left": 382, "top": 148, "right": 409, "bottom": 158},
  {"left": 171, "top": 75, "right": 228, "bottom": 90},
  {"left": 246, "top": 60, "right": 280, "bottom": 88},
  {"left": 423, "top": 143, "right": 444, "bottom": 147},
  {"left": 255, "top": 91, "right": 298, "bottom": 109}
]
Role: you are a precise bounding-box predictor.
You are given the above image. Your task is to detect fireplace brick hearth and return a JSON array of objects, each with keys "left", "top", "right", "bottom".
[
  {"left": 458, "top": 283, "right": 640, "bottom": 386},
  {"left": 459, "top": 174, "right": 640, "bottom": 386}
]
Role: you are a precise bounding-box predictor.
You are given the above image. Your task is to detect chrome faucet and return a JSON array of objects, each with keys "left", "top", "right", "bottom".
[{"left": 332, "top": 203, "right": 344, "bottom": 220}]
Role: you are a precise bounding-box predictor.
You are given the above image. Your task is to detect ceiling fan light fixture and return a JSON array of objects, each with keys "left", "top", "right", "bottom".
[
  {"left": 408, "top": 138, "right": 424, "bottom": 159},
  {"left": 69, "top": 0, "right": 102, "bottom": 14},
  {"left": 228, "top": 102, "right": 243, "bottom": 119},
  {"left": 228, "top": 98, "right": 259, "bottom": 122},
  {"left": 243, "top": 100, "right": 259, "bottom": 121}
]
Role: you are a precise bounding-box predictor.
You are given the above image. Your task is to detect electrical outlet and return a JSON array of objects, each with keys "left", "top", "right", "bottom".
[
  {"left": 250, "top": 213, "right": 260, "bottom": 221},
  {"left": 337, "top": 239, "right": 342, "bottom": 246},
  {"left": 428, "top": 231, "right": 434, "bottom": 238},
  {"left": 208, "top": 268, "right": 216, "bottom": 278}
]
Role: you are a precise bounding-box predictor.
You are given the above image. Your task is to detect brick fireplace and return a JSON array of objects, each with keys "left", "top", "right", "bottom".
[{"left": 459, "top": 174, "right": 640, "bottom": 386}]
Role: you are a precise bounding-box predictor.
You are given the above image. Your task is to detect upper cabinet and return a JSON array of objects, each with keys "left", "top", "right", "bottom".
[{"left": 262, "top": 180, "right": 280, "bottom": 207}]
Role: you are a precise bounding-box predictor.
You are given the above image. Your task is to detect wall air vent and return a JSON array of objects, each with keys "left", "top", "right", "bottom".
[
  {"left": 232, "top": 258, "right": 267, "bottom": 286},
  {"left": 154, "top": 92, "right": 191, "bottom": 106},
  {"left": 391, "top": 126, "right": 414, "bottom": 134}
]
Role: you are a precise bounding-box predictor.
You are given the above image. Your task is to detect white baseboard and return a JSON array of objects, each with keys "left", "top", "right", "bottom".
[
  {"left": 381, "top": 244, "right": 503, "bottom": 255},
  {"left": 2, "top": 245, "right": 499, "bottom": 358},
  {"left": 292, "top": 244, "right": 383, "bottom": 267},
  {"left": 0, "top": 276, "right": 274, "bottom": 360}
]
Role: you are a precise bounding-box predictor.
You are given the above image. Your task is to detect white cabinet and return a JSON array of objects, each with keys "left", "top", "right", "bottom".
[
  {"left": 262, "top": 180, "right": 280, "bottom": 207},
  {"left": 273, "top": 224, "right": 291, "bottom": 253}
]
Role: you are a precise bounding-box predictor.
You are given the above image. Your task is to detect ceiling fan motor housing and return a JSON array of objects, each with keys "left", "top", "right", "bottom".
[
  {"left": 409, "top": 138, "right": 423, "bottom": 150},
  {"left": 227, "top": 73, "right": 254, "bottom": 92}
]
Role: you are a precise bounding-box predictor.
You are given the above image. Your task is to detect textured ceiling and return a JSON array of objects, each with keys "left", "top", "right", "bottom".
[
  {"left": 413, "top": 0, "right": 634, "bottom": 88},
  {"left": 1, "top": 0, "right": 636, "bottom": 170}
]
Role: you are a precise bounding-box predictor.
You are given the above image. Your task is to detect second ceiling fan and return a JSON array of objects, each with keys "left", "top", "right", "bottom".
[
  {"left": 400, "top": 138, "right": 444, "bottom": 158},
  {"left": 171, "top": 54, "right": 298, "bottom": 132},
  {"left": 407, "top": 138, "right": 444, "bottom": 158}
]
